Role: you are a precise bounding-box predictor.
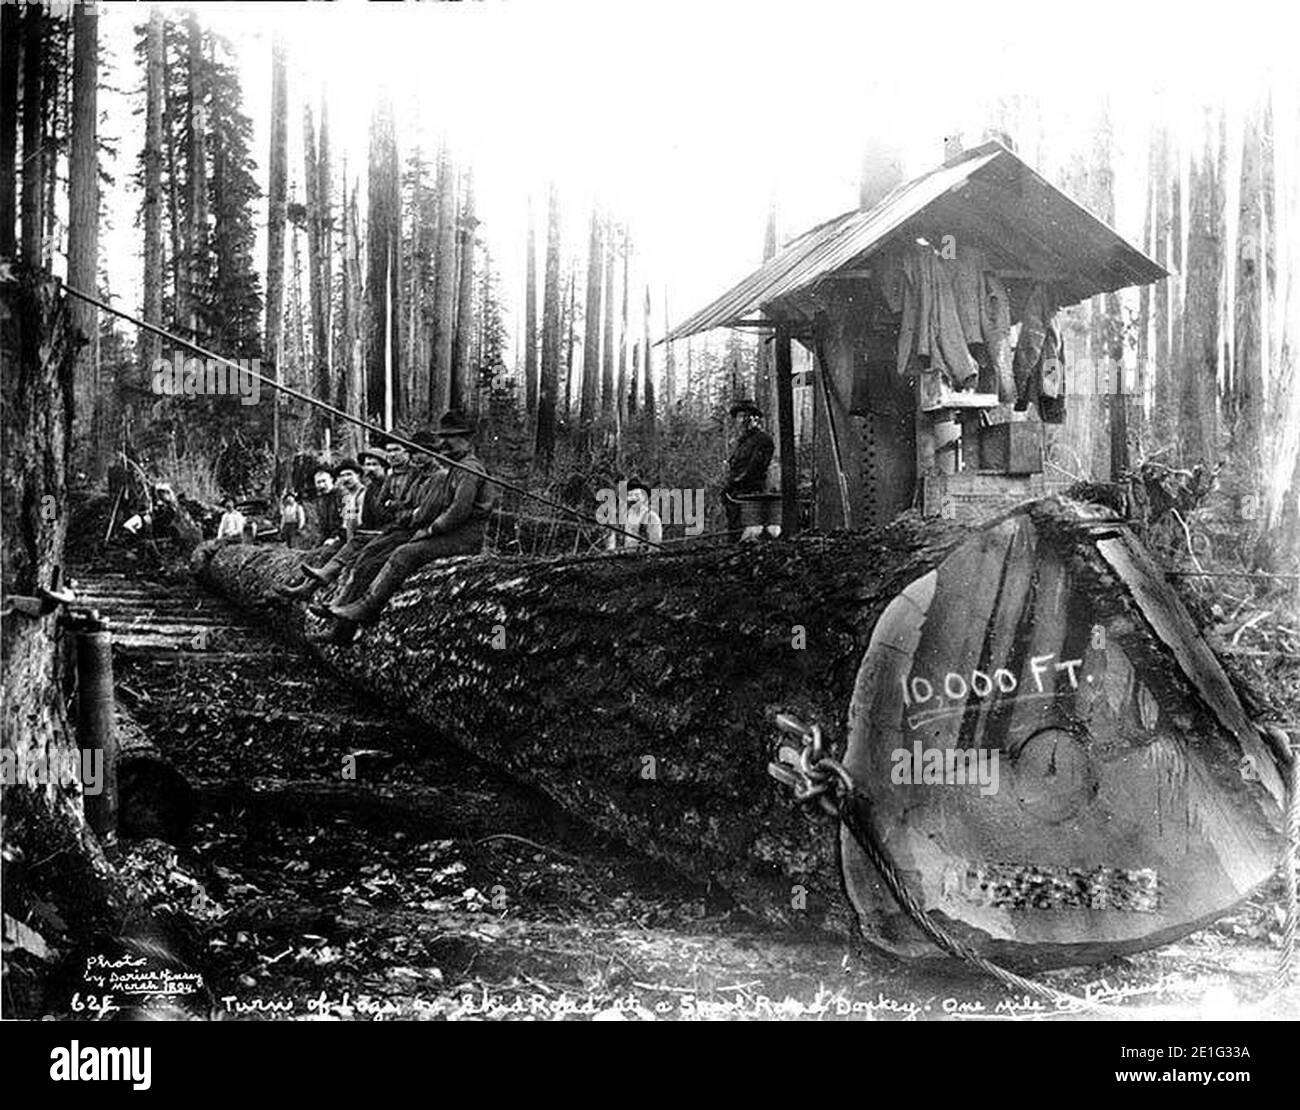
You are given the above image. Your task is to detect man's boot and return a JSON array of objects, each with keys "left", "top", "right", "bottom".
[
  {"left": 303, "top": 561, "right": 342, "bottom": 585},
  {"left": 327, "top": 560, "right": 408, "bottom": 625}
]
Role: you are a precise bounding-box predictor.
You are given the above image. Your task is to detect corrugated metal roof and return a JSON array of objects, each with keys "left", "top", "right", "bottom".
[{"left": 665, "top": 141, "right": 1168, "bottom": 342}]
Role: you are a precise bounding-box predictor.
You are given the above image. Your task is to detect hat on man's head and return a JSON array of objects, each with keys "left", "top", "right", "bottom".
[
  {"left": 626, "top": 476, "right": 651, "bottom": 497},
  {"left": 334, "top": 457, "right": 361, "bottom": 477},
  {"left": 729, "top": 398, "right": 762, "bottom": 418},
  {"left": 408, "top": 427, "right": 443, "bottom": 451},
  {"left": 358, "top": 446, "right": 390, "bottom": 467},
  {"left": 436, "top": 410, "right": 477, "bottom": 437}
]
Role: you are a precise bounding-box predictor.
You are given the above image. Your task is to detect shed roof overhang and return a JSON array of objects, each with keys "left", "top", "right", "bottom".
[{"left": 664, "top": 141, "right": 1169, "bottom": 343}]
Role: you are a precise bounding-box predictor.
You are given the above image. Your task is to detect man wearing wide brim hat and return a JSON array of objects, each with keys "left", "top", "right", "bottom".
[
  {"left": 320, "top": 411, "right": 496, "bottom": 640},
  {"left": 723, "top": 398, "right": 774, "bottom": 540}
]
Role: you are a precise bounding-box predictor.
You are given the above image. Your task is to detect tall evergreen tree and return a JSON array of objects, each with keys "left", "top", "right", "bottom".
[
  {"left": 451, "top": 169, "right": 477, "bottom": 411},
  {"left": 205, "top": 30, "right": 262, "bottom": 360},
  {"left": 68, "top": 2, "right": 99, "bottom": 471},
  {"left": 524, "top": 197, "right": 539, "bottom": 414},
  {"left": 140, "top": 9, "right": 165, "bottom": 373},
  {"left": 535, "top": 183, "right": 562, "bottom": 470},
  {"left": 580, "top": 207, "right": 602, "bottom": 440},
  {"left": 365, "top": 98, "right": 400, "bottom": 426},
  {"left": 265, "top": 33, "right": 286, "bottom": 372}
]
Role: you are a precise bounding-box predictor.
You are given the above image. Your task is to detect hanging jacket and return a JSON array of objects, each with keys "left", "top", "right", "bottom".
[
  {"left": 896, "top": 249, "right": 980, "bottom": 389},
  {"left": 1013, "top": 284, "right": 1066, "bottom": 423}
]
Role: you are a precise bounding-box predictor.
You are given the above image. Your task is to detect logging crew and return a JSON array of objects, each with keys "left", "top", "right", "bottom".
[
  {"left": 723, "top": 399, "right": 774, "bottom": 539},
  {"left": 299, "top": 428, "right": 445, "bottom": 614},
  {"left": 275, "top": 444, "right": 405, "bottom": 600},
  {"left": 318, "top": 411, "right": 494, "bottom": 643}
]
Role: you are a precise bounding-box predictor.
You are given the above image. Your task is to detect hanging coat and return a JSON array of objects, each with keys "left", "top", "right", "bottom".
[{"left": 1013, "top": 284, "right": 1066, "bottom": 423}]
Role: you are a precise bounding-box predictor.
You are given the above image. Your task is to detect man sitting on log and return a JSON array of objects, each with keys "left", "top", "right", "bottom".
[
  {"left": 313, "top": 412, "right": 494, "bottom": 644},
  {"left": 276, "top": 442, "right": 413, "bottom": 601},
  {"left": 303, "top": 467, "right": 343, "bottom": 557}
]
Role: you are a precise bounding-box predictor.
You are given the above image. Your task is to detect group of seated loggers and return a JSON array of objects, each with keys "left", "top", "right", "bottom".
[{"left": 275, "top": 410, "right": 495, "bottom": 645}]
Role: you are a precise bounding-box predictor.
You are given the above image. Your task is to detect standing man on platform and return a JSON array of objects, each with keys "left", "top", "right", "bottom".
[{"left": 722, "top": 399, "right": 774, "bottom": 540}]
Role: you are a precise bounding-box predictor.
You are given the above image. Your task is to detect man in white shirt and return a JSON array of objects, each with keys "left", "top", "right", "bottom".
[
  {"left": 216, "top": 497, "right": 246, "bottom": 542},
  {"left": 606, "top": 478, "right": 663, "bottom": 551}
]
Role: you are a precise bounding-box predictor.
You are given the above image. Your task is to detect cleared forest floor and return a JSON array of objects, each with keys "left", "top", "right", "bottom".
[{"left": 49, "top": 540, "right": 1300, "bottom": 1022}]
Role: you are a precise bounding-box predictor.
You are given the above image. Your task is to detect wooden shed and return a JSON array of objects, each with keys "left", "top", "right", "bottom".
[{"left": 668, "top": 140, "right": 1168, "bottom": 531}]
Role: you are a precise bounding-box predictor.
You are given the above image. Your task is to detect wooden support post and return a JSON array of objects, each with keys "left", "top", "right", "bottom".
[
  {"left": 960, "top": 411, "right": 981, "bottom": 472},
  {"left": 1110, "top": 360, "right": 1128, "bottom": 481},
  {"left": 775, "top": 325, "right": 797, "bottom": 535},
  {"left": 75, "top": 618, "right": 118, "bottom": 843}
]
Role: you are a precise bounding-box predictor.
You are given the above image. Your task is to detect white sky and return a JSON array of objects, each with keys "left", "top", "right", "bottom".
[{"left": 92, "top": 0, "right": 1299, "bottom": 368}]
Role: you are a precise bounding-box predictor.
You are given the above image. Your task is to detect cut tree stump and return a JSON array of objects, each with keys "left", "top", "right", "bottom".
[{"left": 193, "top": 499, "right": 1289, "bottom": 966}]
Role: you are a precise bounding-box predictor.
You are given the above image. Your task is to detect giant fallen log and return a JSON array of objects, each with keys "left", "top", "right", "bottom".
[{"left": 194, "top": 500, "right": 1290, "bottom": 967}]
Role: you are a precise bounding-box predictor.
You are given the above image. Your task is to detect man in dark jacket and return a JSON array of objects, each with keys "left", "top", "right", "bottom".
[
  {"left": 723, "top": 398, "right": 774, "bottom": 539},
  {"left": 321, "top": 411, "right": 494, "bottom": 640},
  {"left": 307, "top": 467, "right": 344, "bottom": 555}
]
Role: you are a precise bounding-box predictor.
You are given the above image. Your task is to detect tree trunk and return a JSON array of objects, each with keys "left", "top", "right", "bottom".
[
  {"left": 183, "top": 11, "right": 207, "bottom": 340},
  {"left": 642, "top": 285, "right": 655, "bottom": 428},
  {"left": 163, "top": 42, "right": 184, "bottom": 335},
  {"left": 580, "top": 208, "right": 602, "bottom": 442},
  {"left": 451, "top": 169, "right": 475, "bottom": 412},
  {"left": 67, "top": 3, "right": 98, "bottom": 476},
  {"left": 303, "top": 103, "right": 331, "bottom": 443},
  {"left": 1152, "top": 125, "right": 1171, "bottom": 429},
  {"left": 142, "top": 10, "right": 165, "bottom": 376},
  {"left": 1181, "top": 108, "right": 1222, "bottom": 464},
  {"left": 2, "top": 274, "right": 126, "bottom": 1016},
  {"left": 39, "top": 16, "right": 57, "bottom": 273},
  {"left": 364, "top": 100, "right": 398, "bottom": 426},
  {"left": 0, "top": 4, "right": 20, "bottom": 257},
  {"left": 264, "top": 33, "right": 286, "bottom": 377},
  {"left": 754, "top": 205, "right": 777, "bottom": 409},
  {"left": 341, "top": 178, "right": 364, "bottom": 457},
  {"left": 617, "top": 229, "right": 629, "bottom": 433},
  {"left": 523, "top": 197, "right": 539, "bottom": 414},
  {"left": 430, "top": 144, "right": 456, "bottom": 419},
  {"left": 563, "top": 267, "right": 576, "bottom": 419},
  {"left": 1233, "top": 105, "right": 1265, "bottom": 492},
  {"left": 20, "top": 3, "right": 45, "bottom": 267},
  {"left": 663, "top": 288, "right": 676, "bottom": 410},
  {"left": 194, "top": 499, "right": 1288, "bottom": 963},
  {"left": 601, "top": 217, "right": 615, "bottom": 415},
  {"left": 629, "top": 342, "right": 639, "bottom": 415},
  {"left": 534, "top": 183, "right": 561, "bottom": 470},
  {"left": 317, "top": 100, "right": 332, "bottom": 425}
]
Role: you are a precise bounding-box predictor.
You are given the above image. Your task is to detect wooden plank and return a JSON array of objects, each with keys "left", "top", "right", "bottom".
[
  {"left": 774, "top": 325, "right": 798, "bottom": 535},
  {"left": 1096, "top": 533, "right": 1284, "bottom": 803}
]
